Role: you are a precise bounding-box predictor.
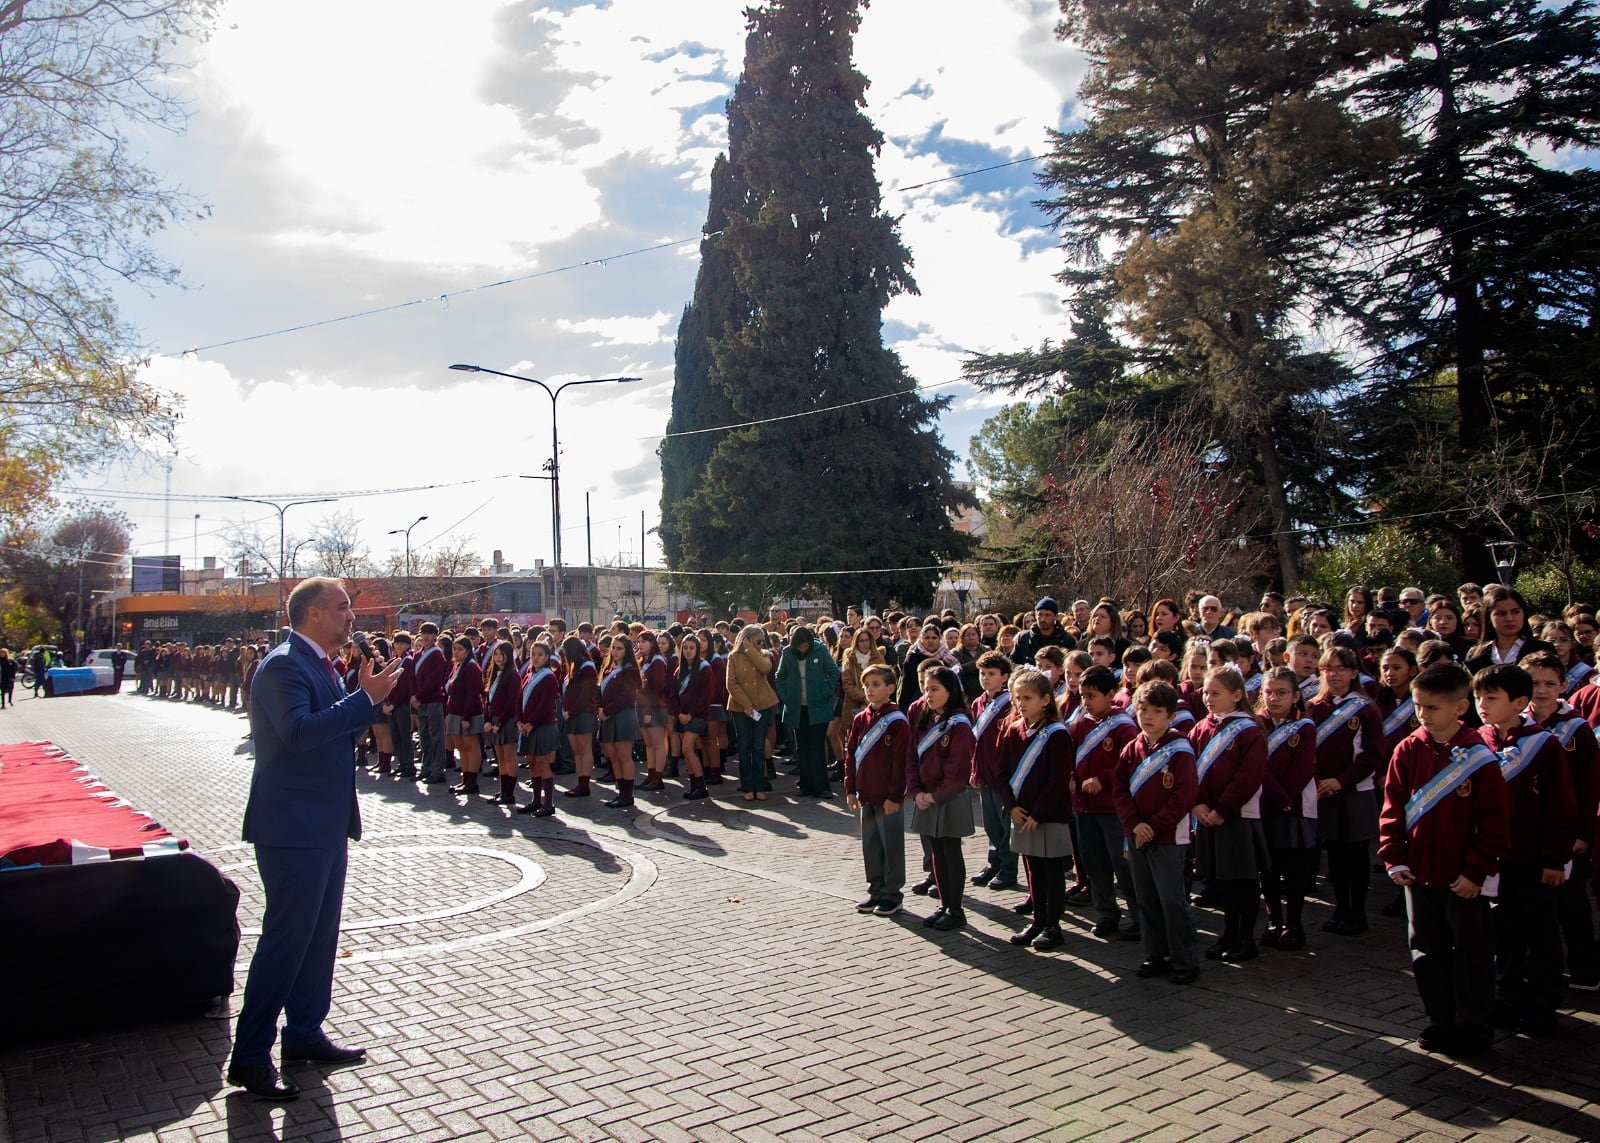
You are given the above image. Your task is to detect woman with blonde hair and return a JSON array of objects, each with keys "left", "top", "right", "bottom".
[{"left": 727, "top": 623, "right": 780, "bottom": 801}]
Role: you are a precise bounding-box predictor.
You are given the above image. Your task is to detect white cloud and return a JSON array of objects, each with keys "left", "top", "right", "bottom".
[{"left": 555, "top": 310, "right": 676, "bottom": 346}]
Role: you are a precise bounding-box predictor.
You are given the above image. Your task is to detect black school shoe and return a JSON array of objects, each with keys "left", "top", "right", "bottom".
[
  {"left": 1136, "top": 957, "right": 1171, "bottom": 978},
  {"left": 910, "top": 876, "right": 936, "bottom": 896},
  {"left": 1012, "top": 897, "right": 1035, "bottom": 915},
  {"left": 1418, "top": 1024, "right": 1456, "bottom": 1053},
  {"left": 971, "top": 866, "right": 996, "bottom": 887}
]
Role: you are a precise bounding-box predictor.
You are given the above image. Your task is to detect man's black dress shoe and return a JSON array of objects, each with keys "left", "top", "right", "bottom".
[
  {"left": 225, "top": 1063, "right": 299, "bottom": 1101},
  {"left": 281, "top": 1040, "right": 366, "bottom": 1065}
]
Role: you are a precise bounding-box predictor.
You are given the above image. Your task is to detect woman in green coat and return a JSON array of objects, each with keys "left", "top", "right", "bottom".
[{"left": 774, "top": 626, "right": 842, "bottom": 798}]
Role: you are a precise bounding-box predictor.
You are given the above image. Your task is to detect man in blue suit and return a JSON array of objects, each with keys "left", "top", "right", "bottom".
[{"left": 226, "top": 577, "right": 404, "bottom": 1101}]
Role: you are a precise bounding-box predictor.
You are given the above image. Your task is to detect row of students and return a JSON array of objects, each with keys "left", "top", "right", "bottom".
[{"left": 838, "top": 632, "right": 1599, "bottom": 1015}]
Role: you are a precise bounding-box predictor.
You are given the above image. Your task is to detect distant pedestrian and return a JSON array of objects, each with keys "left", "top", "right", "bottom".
[{"left": 0, "top": 648, "right": 15, "bottom": 708}]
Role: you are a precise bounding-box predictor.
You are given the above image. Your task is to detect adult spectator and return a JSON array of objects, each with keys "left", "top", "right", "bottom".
[
  {"left": 226, "top": 577, "right": 403, "bottom": 1102},
  {"left": 1012, "top": 597, "right": 1077, "bottom": 665},
  {"left": 774, "top": 626, "right": 841, "bottom": 799},
  {"left": 28, "top": 646, "right": 46, "bottom": 697},
  {"left": 1457, "top": 582, "right": 1484, "bottom": 613},
  {"left": 1397, "top": 587, "right": 1428, "bottom": 630},
  {"left": 978, "top": 613, "right": 1000, "bottom": 648},
  {"left": 1196, "top": 595, "right": 1236, "bottom": 639}
]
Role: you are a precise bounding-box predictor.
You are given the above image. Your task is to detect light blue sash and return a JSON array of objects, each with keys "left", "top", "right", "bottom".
[
  {"left": 1499, "top": 730, "right": 1553, "bottom": 783},
  {"left": 1298, "top": 676, "right": 1319, "bottom": 699},
  {"left": 601, "top": 666, "right": 623, "bottom": 695},
  {"left": 854, "top": 710, "right": 908, "bottom": 772},
  {"left": 1267, "top": 718, "right": 1313, "bottom": 756},
  {"left": 1010, "top": 723, "right": 1068, "bottom": 798},
  {"left": 1315, "top": 694, "right": 1371, "bottom": 746},
  {"left": 1129, "top": 738, "right": 1195, "bottom": 797},
  {"left": 1244, "top": 672, "right": 1263, "bottom": 695},
  {"left": 522, "top": 666, "right": 551, "bottom": 708},
  {"left": 974, "top": 692, "right": 1011, "bottom": 740},
  {"left": 1404, "top": 743, "right": 1499, "bottom": 832},
  {"left": 679, "top": 660, "right": 707, "bottom": 694},
  {"left": 918, "top": 714, "right": 972, "bottom": 759},
  {"left": 1075, "top": 712, "right": 1135, "bottom": 770},
  {"left": 1196, "top": 715, "right": 1254, "bottom": 782},
  {"left": 1382, "top": 697, "right": 1415, "bottom": 738},
  {"left": 1171, "top": 707, "right": 1195, "bottom": 729},
  {"left": 1566, "top": 662, "right": 1594, "bottom": 693},
  {"left": 1064, "top": 702, "right": 1086, "bottom": 730},
  {"left": 1552, "top": 717, "right": 1586, "bottom": 750}
]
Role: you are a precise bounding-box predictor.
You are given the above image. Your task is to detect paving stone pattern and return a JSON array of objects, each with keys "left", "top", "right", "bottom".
[{"left": 1, "top": 688, "right": 1598, "bottom": 1142}]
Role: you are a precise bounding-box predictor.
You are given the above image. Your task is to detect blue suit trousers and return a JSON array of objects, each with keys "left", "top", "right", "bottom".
[{"left": 232, "top": 844, "right": 348, "bottom": 1064}]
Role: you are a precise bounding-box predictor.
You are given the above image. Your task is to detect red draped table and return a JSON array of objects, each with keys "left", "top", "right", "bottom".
[{"left": 0, "top": 741, "right": 240, "bottom": 1042}]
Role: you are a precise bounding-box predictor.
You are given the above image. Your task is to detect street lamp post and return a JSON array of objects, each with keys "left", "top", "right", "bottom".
[
  {"left": 387, "top": 515, "right": 428, "bottom": 619},
  {"left": 450, "top": 364, "right": 641, "bottom": 626},
  {"left": 223, "top": 495, "right": 337, "bottom": 630}
]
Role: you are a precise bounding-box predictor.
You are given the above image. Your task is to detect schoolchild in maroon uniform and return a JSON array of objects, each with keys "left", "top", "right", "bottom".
[
  {"left": 1071, "top": 665, "right": 1142, "bottom": 940},
  {"left": 637, "top": 635, "right": 672, "bottom": 790},
  {"left": 382, "top": 632, "right": 417, "bottom": 780},
  {"left": 1255, "top": 667, "right": 1319, "bottom": 950},
  {"left": 481, "top": 639, "right": 520, "bottom": 805},
  {"left": 908, "top": 667, "right": 977, "bottom": 932},
  {"left": 703, "top": 630, "right": 731, "bottom": 784},
  {"left": 844, "top": 664, "right": 911, "bottom": 917},
  {"left": 1543, "top": 620, "right": 1596, "bottom": 699},
  {"left": 657, "top": 631, "right": 684, "bottom": 780},
  {"left": 670, "top": 633, "right": 713, "bottom": 801},
  {"left": 1379, "top": 662, "right": 1512, "bottom": 1057},
  {"left": 513, "top": 640, "right": 563, "bottom": 816},
  {"left": 598, "top": 636, "right": 643, "bottom": 809},
  {"left": 1049, "top": 648, "right": 1092, "bottom": 905},
  {"left": 1000, "top": 667, "right": 1077, "bottom": 951},
  {"left": 560, "top": 635, "right": 600, "bottom": 798},
  {"left": 1287, "top": 634, "right": 1321, "bottom": 704},
  {"left": 970, "top": 651, "right": 1021, "bottom": 892},
  {"left": 1308, "top": 645, "right": 1387, "bottom": 935},
  {"left": 1522, "top": 651, "right": 1600, "bottom": 992},
  {"left": 1115, "top": 648, "right": 1151, "bottom": 711},
  {"left": 1113, "top": 680, "right": 1201, "bottom": 983},
  {"left": 1474, "top": 663, "right": 1577, "bottom": 1035},
  {"left": 412, "top": 623, "right": 451, "bottom": 784},
  {"left": 1376, "top": 647, "right": 1421, "bottom": 764},
  {"left": 444, "top": 638, "right": 486, "bottom": 796},
  {"left": 1189, "top": 665, "right": 1270, "bottom": 962},
  {"left": 1177, "top": 640, "right": 1209, "bottom": 720}
]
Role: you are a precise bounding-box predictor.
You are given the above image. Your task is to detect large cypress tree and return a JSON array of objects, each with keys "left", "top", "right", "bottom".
[{"left": 659, "top": 0, "right": 967, "bottom": 613}]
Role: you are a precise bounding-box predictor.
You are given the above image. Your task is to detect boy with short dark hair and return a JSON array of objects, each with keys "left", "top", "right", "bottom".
[
  {"left": 1380, "top": 663, "right": 1511, "bottom": 1056},
  {"left": 1113, "top": 681, "right": 1199, "bottom": 983},
  {"left": 1522, "top": 651, "right": 1600, "bottom": 991},
  {"left": 1071, "top": 666, "right": 1141, "bottom": 939},
  {"left": 970, "top": 651, "right": 1019, "bottom": 891},
  {"left": 844, "top": 664, "right": 911, "bottom": 917},
  {"left": 1474, "top": 663, "right": 1578, "bottom": 1035}
]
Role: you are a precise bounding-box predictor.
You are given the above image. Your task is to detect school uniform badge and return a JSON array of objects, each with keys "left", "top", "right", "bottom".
[
  {"left": 1161, "top": 769, "right": 1174, "bottom": 789},
  {"left": 1456, "top": 779, "right": 1472, "bottom": 797}
]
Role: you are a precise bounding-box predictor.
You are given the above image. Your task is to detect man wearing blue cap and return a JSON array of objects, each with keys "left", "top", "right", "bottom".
[{"left": 1013, "top": 597, "right": 1077, "bottom": 665}]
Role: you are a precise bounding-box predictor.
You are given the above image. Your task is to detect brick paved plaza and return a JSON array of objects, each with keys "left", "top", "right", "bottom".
[{"left": 2, "top": 688, "right": 1599, "bottom": 1143}]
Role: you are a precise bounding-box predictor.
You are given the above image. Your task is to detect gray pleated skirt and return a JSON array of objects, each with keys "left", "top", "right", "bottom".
[
  {"left": 1197, "top": 816, "right": 1271, "bottom": 881},
  {"left": 911, "top": 790, "right": 976, "bottom": 838},
  {"left": 1316, "top": 787, "right": 1379, "bottom": 843},
  {"left": 1263, "top": 813, "right": 1320, "bottom": 851},
  {"left": 1011, "top": 818, "right": 1074, "bottom": 859}
]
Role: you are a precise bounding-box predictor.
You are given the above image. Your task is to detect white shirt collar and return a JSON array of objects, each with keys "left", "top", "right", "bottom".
[{"left": 291, "top": 630, "right": 332, "bottom": 663}]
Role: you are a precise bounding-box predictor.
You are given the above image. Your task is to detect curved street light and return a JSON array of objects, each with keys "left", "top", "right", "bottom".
[{"left": 449, "top": 364, "right": 641, "bottom": 623}]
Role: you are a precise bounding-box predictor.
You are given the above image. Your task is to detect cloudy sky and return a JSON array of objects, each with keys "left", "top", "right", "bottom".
[{"left": 81, "top": 0, "right": 1085, "bottom": 579}]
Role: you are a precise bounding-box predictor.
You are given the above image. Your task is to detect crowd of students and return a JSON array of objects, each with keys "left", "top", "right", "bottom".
[{"left": 125, "top": 579, "right": 1600, "bottom": 1054}]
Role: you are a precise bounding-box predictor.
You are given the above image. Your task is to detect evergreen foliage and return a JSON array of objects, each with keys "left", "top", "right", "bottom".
[{"left": 659, "top": 0, "right": 968, "bottom": 613}]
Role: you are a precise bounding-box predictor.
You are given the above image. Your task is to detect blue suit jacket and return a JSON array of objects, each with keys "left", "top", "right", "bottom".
[{"left": 242, "top": 634, "right": 374, "bottom": 848}]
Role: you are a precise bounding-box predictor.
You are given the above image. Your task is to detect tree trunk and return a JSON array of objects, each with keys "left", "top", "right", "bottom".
[{"left": 1256, "top": 425, "right": 1299, "bottom": 590}]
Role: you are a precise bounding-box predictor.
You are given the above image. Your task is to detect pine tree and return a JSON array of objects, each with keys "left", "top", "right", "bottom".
[
  {"left": 659, "top": 0, "right": 968, "bottom": 613},
  {"left": 1349, "top": 0, "right": 1600, "bottom": 579},
  {"left": 968, "top": 0, "right": 1396, "bottom": 590}
]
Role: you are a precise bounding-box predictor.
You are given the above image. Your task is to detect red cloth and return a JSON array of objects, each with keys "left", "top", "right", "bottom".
[{"left": 0, "top": 741, "right": 187, "bottom": 866}]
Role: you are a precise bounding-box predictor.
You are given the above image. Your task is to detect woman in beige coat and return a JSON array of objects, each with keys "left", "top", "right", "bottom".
[{"left": 726, "top": 624, "right": 780, "bottom": 801}]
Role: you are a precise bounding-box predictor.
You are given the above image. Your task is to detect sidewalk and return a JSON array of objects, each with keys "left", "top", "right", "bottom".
[{"left": 2, "top": 688, "right": 1597, "bottom": 1142}]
